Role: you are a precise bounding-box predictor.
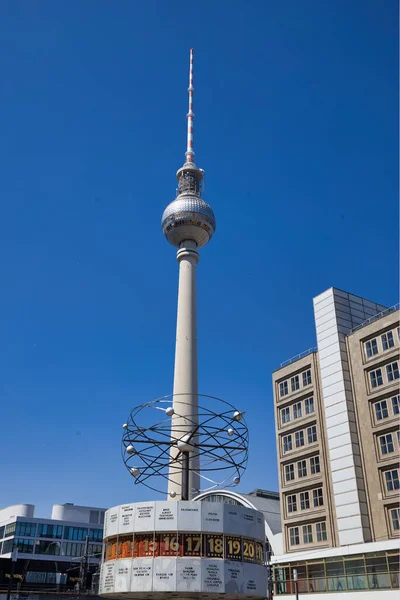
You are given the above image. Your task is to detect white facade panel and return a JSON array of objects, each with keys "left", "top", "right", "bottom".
[
  {"left": 326, "top": 410, "right": 349, "bottom": 428},
  {"left": 327, "top": 421, "right": 350, "bottom": 439},
  {"left": 334, "top": 490, "right": 360, "bottom": 506},
  {"left": 321, "top": 370, "right": 346, "bottom": 388},
  {"left": 335, "top": 502, "right": 361, "bottom": 519},
  {"left": 333, "top": 478, "right": 357, "bottom": 495},
  {"left": 328, "top": 432, "right": 352, "bottom": 449},
  {"left": 329, "top": 443, "right": 353, "bottom": 460},
  {"left": 323, "top": 381, "right": 346, "bottom": 399},
  {"left": 338, "top": 528, "right": 364, "bottom": 545},
  {"left": 330, "top": 454, "right": 354, "bottom": 471},
  {"left": 337, "top": 514, "right": 362, "bottom": 531},
  {"left": 318, "top": 332, "right": 340, "bottom": 352},
  {"left": 331, "top": 466, "right": 356, "bottom": 484}
]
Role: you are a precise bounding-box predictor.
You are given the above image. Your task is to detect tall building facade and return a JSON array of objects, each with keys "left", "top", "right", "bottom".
[
  {"left": 0, "top": 503, "right": 105, "bottom": 591},
  {"left": 271, "top": 287, "right": 399, "bottom": 597}
]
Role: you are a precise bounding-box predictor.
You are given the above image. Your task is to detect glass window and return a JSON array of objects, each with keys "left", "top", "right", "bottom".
[
  {"left": 281, "top": 407, "right": 290, "bottom": 424},
  {"left": 385, "top": 469, "right": 399, "bottom": 492},
  {"left": 287, "top": 495, "right": 297, "bottom": 513},
  {"left": 392, "top": 395, "right": 400, "bottom": 415},
  {"left": 88, "top": 529, "right": 103, "bottom": 542},
  {"left": 35, "top": 540, "right": 61, "bottom": 555},
  {"left": 366, "top": 338, "right": 378, "bottom": 358},
  {"left": 291, "top": 375, "right": 300, "bottom": 392},
  {"left": 387, "top": 361, "right": 399, "bottom": 382},
  {"left": 302, "top": 524, "right": 313, "bottom": 544},
  {"left": 3, "top": 539, "right": 13, "bottom": 553},
  {"left": 295, "top": 430, "right": 304, "bottom": 447},
  {"left": 326, "top": 558, "right": 345, "bottom": 592},
  {"left": 15, "top": 522, "right": 37, "bottom": 537},
  {"left": 63, "top": 527, "right": 88, "bottom": 541},
  {"left": 374, "top": 400, "right": 388, "bottom": 421},
  {"left": 302, "top": 370, "right": 312, "bottom": 386},
  {"left": 0, "top": 526, "right": 4, "bottom": 539},
  {"left": 285, "top": 464, "right": 295, "bottom": 481},
  {"left": 62, "top": 542, "right": 84, "bottom": 557},
  {"left": 5, "top": 523, "right": 16, "bottom": 537},
  {"left": 12, "top": 539, "right": 34, "bottom": 554},
  {"left": 370, "top": 368, "right": 383, "bottom": 388},
  {"left": 308, "top": 563, "right": 326, "bottom": 592},
  {"left": 37, "top": 524, "right": 63, "bottom": 539},
  {"left": 310, "top": 455, "right": 320, "bottom": 474},
  {"left": 316, "top": 521, "right": 327, "bottom": 541},
  {"left": 305, "top": 397, "right": 314, "bottom": 414},
  {"left": 391, "top": 508, "right": 400, "bottom": 531},
  {"left": 283, "top": 435, "right": 292, "bottom": 453},
  {"left": 382, "top": 331, "right": 394, "bottom": 351},
  {"left": 379, "top": 433, "right": 394, "bottom": 455},
  {"left": 345, "top": 558, "right": 368, "bottom": 590},
  {"left": 289, "top": 527, "right": 299, "bottom": 546},
  {"left": 297, "top": 460, "right": 307, "bottom": 478},
  {"left": 313, "top": 488, "right": 324, "bottom": 507},
  {"left": 280, "top": 381, "right": 288, "bottom": 397},
  {"left": 300, "top": 491, "right": 310, "bottom": 510},
  {"left": 293, "top": 402, "right": 302, "bottom": 419},
  {"left": 307, "top": 425, "right": 317, "bottom": 444}
]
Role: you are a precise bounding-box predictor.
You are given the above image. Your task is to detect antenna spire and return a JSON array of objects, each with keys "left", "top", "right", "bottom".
[{"left": 185, "top": 48, "right": 195, "bottom": 165}]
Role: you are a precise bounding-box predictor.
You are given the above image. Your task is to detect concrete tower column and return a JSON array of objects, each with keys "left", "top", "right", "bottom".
[{"left": 168, "top": 240, "right": 200, "bottom": 500}]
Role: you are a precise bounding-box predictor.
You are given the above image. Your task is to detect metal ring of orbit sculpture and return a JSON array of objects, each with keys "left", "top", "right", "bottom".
[{"left": 121, "top": 394, "right": 249, "bottom": 496}]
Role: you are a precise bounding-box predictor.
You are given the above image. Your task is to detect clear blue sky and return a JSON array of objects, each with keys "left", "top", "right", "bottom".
[{"left": 0, "top": 1, "right": 398, "bottom": 517}]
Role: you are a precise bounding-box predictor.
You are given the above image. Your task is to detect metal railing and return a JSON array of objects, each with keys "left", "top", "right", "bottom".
[
  {"left": 280, "top": 347, "right": 317, "bottom": 368},
  {"left": 350, "top": 302, "right": 400, "bottom": 334}
]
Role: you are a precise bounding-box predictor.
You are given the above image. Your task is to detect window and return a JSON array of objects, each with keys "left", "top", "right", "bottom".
[
  {"left": 5, "top": 523, "right": 16, "bottom": 537},
  {"left": 88, "top": 529, "right": 103, "bottom": 542},
  {"left": 15, "top": 522, "right": 37, "bottom": 537},
  {"left": 382, "top": 331, "right": 394, "bottom": 351},
  {"left": 35, "top": 540, "right": 61, "bottom": 555},
  {"left": 12, "top": 539, "right": 34, "bottom": 554},
  {"left": 300, "top": 491, "right": 310, "bottom": 510},
  {"left": 297, "top": 460, "right": 307, "bottom": 478},
  {"left": 302, "top": 370, "right": 312, "bottom": 386},
  {"left": 316, "top": 522, "right": 327, "bottom": 541},
  {"left": 281, "top": 407, "right": 290, "bottom": 424},
  {"left": 391, "top": 508, "right": 400, "bottom": 531},
  {"left": 387, "top": 361, "right": 399, "bottom": 382},
  {"left": 285, "top": 464, "right": 295, "bottom": 482},
  {"left": 37, "top": 524, "right": 63, "bottom": 539},
  {"left": 392, "top": 395, "right": 400, "bottom": 415},
  {"left": 293, "top": 402, "right": 302, "bottom": 419},
  {"left": 291, "top": 375, "right": 300, "bottom": 392},
  {"left": 310, "top": 455, "right": 321, "bottom": 474},
  {"left": 303, "top": 524, "right": 313, "bottom": 544},
  {"left": 287, "top": 495, "right": 297, "bottom": 513},
  {"left": 313, "top": 488, "right": 324, "bottom": 507},
  {"left": 370, "top": 368, "right": 383, "bottom": 388},
  {"left": 289, "top": 527, "right": 300, "bottom": 546},
  {"left": 280, "top": 381, "right": 288, "bottom": 397},
  {"left": 63, "top": 527, "right": 88, "bottom": 541},
  {"left": 380, "top": 433, "right": 394, "bottom": 455},
  {"left": 385, "top": 469, "right": 399, "bottom": 492},
  {"left": 307, "top": 425, "right": 317, "bottom": 444},
  {"left": 365, "top": 338, "right": 378, "bottom": 358},
  {"left": 0, "top": 526, "right": 4, "bottom": 539},
  {"left": 62, "top": 542, "right": 84, "bottom": 557},
  {"left": 295, "top": 430, "right": 304, "bottom": 447},
  {"left": 375, "top": 400, "right": 388, "bottom": 421},
  {"left": 283, "top": 435, "right": 292, "bottom": 453},
  {"left": 305, "top": 397, "right": 314, "bottom": 414}
]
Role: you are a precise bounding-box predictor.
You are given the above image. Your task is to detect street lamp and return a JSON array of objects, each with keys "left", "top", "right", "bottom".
[{"left": 293, "top": 568, "right": 299, "bottom": 600}]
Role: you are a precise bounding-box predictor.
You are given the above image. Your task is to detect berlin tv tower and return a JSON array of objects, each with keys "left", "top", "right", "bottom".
[{"left": 161, "top": 49, "right": 216, "bottom": 500}]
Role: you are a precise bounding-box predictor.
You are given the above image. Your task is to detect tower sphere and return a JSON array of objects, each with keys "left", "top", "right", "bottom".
[{"left": 162, "top": 193, "right": 216, "bottom": 248}]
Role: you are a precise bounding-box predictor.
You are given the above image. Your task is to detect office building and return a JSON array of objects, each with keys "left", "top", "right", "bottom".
[
  {"left": 271, "top": 287, "right": 399, "bottom": 597},
  {"left": 0, "top": 502, "right": 105, "bottom": 591}
]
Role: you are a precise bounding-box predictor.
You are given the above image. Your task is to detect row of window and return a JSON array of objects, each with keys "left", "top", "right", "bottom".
[
  {"left": 373, "top": 395, "right": 399, "bottom": 423},
  {"left": 284, "top": 455, "right": 321, "bottom": 483},
  {"left": 0, "top": 522, "right": 103, "bottom": 542},
  {"left": 279, "top": 369, "right": 312, "bottom": 398},
  {"left": 365, "top": 328, "right": 398, "bottom": 359},
  {"left": 289, "top": 521, "right": 327, "bottom": 547},
  {"left": 286, "top": 488, "right": 324, "bottom": 514},
  {"left": 1, "top": 538, "right": 103, "bottom": 557},
  {"left": 369, "top": 361, "right": 399, "bottom": 389},
  {"left": 273, "top": 550, "right": 399, "bottom": 595},
  {"left": 282, "top": 425, "right": 317, "bottom": 454},
  {"left": 281, "top": 397, "right": 315, "bottom": 425}
]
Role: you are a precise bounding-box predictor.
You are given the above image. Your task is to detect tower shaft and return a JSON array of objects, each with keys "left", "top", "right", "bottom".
[{"left": 168, "top": 241, "right": 200, "bottom": 499}]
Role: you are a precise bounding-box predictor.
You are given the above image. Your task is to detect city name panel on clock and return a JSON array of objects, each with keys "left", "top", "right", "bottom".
[{"left": 99, "top": 501, "right": 267, "bottom": 598}]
